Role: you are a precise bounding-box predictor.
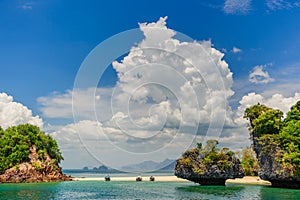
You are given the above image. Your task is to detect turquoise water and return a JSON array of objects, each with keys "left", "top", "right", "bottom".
[{"left": 0, "top": 181, "right": 300, "bottom": 200}]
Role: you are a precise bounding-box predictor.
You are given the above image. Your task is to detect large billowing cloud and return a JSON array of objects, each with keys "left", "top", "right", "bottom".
[
  {"left": 39, "top": 17, "right": 237, "bottom": 169},
  {"left": 110, "top": 16, "right": 234, "bottom": 134},
  {"left": 41, "top": 17, "right": 235, "bottom": 133},
  {"left": 38, "top": 17, "right": 299, "bottom": 169},
  {"left": 0, "top": 92, "right": 43, "bottom": 129}
]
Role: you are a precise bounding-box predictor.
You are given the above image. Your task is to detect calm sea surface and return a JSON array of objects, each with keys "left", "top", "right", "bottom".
[{"left": 0, "top": 172, "right": 299, "bottom": 200}]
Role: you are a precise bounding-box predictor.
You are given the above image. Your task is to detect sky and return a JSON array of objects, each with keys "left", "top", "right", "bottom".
[{"left": 0, "top": 0, "right": 300, "bottom": 170}]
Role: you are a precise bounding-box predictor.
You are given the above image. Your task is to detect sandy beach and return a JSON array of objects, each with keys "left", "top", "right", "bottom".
[
  {"left": 72, "top": 176, "right": 188, "bottom": 182},
  {"left": 226, "top": 176, "right": 271, "bottom": 185},
  {"left": 72, "top": 176, "right": 271, "bottom": 185}
]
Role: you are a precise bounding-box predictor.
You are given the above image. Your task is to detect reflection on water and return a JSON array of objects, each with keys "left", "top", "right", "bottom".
[
  {"left": 259, "top": 186, "right": 300, "bottom": 200},
  {"left": 176, "top": 184, "right": 300, "bottom": 200},
  {"left": 177, "top": 185, "right": 244, "bottom": 195},
  {"left": 0, "top": 183, "right": 60, "bottom": 200},
  {"left": 176, "top": 184, "right": 258, "bottom": 200}
]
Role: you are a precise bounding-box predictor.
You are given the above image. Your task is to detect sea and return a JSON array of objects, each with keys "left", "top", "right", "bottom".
[{"left": 0, "top": 172, "right": 299, "bottom": 200}]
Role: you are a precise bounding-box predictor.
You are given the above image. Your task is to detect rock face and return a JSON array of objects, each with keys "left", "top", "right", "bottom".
[
  {"left": 253, "top": 134, "right": 300, "bottom": 189},
  {"left": 0, "top": 146, "right": 71, "bottom": 183},
  {"left": 175, "top": 163, "right": 244, "bottom": 186},
  {"left": 175, "top": 140, "right": 244, "bottom": 185},
  {"left": 244, "top": 102, "right": 300, "bottom": 189}
]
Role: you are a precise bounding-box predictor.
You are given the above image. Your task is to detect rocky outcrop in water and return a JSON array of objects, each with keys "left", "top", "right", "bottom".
[
  {"left": 0, "top": 146, "right": 71, "bottom": 183},
  {"left": 244, "top": 102, "right": 300, "bottom": 189},
  {"left": 175, "top": 140, "right": 244, "bottom": 185},
  {"left": 252, "top": 133, "right": 300, "bottom": 189}
]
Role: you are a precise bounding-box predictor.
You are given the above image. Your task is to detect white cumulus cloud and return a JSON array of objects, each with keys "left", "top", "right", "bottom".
[
  {"left": 38, "top": 17, "right": 300, "bottom": 169},
  {"left": 0, "top": 92, "right": 43, "bottom": 129},
  {"left": 39, "top": 17, "right": 240, "bottom": 169},
  {"left": 38, "top": 88, "right": 112, "bottom": 121},
  {"left": 235, "top": 92, "right": 300, "bottom": 125},
  {"left": 249, "top": 65, "right": 275, "bottom": 84}
]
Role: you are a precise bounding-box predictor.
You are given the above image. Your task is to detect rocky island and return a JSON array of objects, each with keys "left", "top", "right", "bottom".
[
  {"left": 0, "top": 124, "right": 71, "bottom": 183},
  {"left": 175, "top": 140, "right": 244, "bottom": 185},
  {"left": 244, "top": 101, "right": 300, "bottom": 189}
]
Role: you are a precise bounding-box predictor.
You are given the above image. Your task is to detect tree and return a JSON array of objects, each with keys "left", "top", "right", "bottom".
[
  {"left": 175, "top": 140, "right": 244, "bottom": 185},
  {"left": 0, "top": 124, "right": 63, "bottom": 174},
  {"left": 179, "top": 140, "right": 240, "bottom": 174},
  {"left": 244, "top": 100, "right": 300, "bottom": 179},
  {"left": 279, "top": 121, "right": 300, "bottom": 149},
  {"left": 238, "top": 147, "right": 259, "bottom": 176},
  {"left": 284, "top": 101, "right": 300, "bottom": 123},
  {"left": 244, "top": 103, "right": 269, "bottom": 129},
  {"left": 252, "top": 109, "right": 283, "bottom": 136}
]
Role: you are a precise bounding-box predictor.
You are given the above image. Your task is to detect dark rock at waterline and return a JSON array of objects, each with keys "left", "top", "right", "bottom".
[{"left": 252, "top": 134, "right": 300, "bottom": 189}]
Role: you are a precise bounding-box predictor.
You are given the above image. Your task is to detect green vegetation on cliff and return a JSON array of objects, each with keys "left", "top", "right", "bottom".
[
  {"left": 0, "top": 124, "right": 63, "bottom": 174},
  {"left": 244, "top": 101, "right": 300, "bottom": 178},
  {"left": 175, "top": 140, "right": 244, "bottom": 185},
  {"left": 178, "top": 140, "right": 237, "bottom": 174},
  {"left": 237, "top": 147, "right": 259, "bottom": 176}
]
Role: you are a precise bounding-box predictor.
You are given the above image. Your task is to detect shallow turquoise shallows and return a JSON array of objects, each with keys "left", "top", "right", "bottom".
[{"left": 1, "top": 181, "right": 300, "bottom": 200}]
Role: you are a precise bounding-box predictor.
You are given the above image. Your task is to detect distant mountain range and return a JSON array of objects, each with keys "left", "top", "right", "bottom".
[
  {"left": 63, "top": 165, "right": 122, "bottom": 174},
  {"left": 121, "top": 159, "right": 176, "bottom": 172},
  {"left": 63, "top": 159, "right": 176, "bottom": 174}
]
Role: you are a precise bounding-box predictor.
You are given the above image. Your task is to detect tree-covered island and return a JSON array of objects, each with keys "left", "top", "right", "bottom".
[
  {"left": 0, "top": 124, "right": 71, "bottom": 183},
  {"left": 175, "top": 140, "right": 244, "bottom": 185}
]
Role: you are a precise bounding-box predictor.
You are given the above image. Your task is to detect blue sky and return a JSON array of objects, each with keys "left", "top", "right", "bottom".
[
  {"left": 1, "top": 0, "right": 300, "bottom": 169},
  {"left": 1, "top": 0, "right": 300, "bottom": 110}
]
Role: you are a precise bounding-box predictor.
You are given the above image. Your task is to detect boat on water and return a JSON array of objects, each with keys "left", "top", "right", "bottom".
[
  {"left": 105, "top": 175, "right": 110, "bottom": 181},
  {"left": 149, "top": 176, "right": 155, "bottom": 181},
  {"left": 136, "top": 176, "right": 142, "bottom": 181}
]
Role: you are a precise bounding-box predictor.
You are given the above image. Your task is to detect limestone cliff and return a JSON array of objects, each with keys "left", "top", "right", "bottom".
[
  {"left": 244, "top": 102, "right": 300, "bottom": 189},
  {"left": 252, "top": 134, "right": 300, "bottom": 189}
]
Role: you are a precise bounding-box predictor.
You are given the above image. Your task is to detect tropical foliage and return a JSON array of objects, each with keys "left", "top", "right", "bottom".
[
  {"left": 236, "top": 147, "right": 258, "bottom": 176},
  {"left": 244, "top": 101, "right": 300, "bottom": 177},
  {"left": 177, "top": 140, "right": 239, "bottom": 174},
  {"left": 0, "top": 124, "right": 63, "bottom": 174}
]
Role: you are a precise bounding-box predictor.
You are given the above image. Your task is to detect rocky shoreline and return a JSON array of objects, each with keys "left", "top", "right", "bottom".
[
  {"left": 0, "top": 163, "right": 71, "bottom": 183},
  {"left": 0, "top": 146, "right": 71, "bottom": 183}
]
